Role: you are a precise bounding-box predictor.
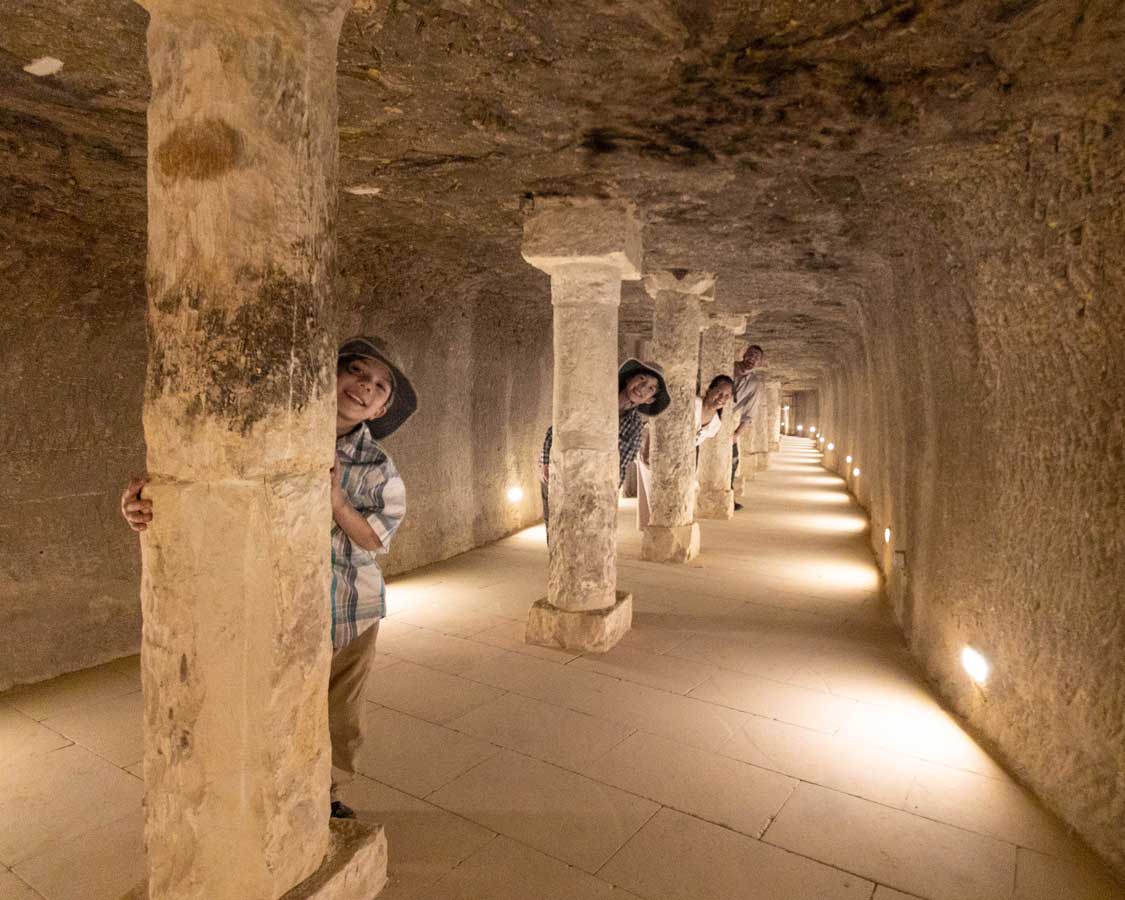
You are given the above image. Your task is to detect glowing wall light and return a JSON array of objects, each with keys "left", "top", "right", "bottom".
[
  {"left": 961, "top": 647, "right": 990, "bottom": 684},
  {"left": 845, "top": 455, "right": 853, "bottom": 464},
  {"left": 796, "top": 424, "right": 804, "bottom": 432},
  {"left": 506, "top": 486, "right": 524, "bottom": 504},
  {"left": 852, "top": 467, "right": 861, "bottom": 477},
  {"left": 818, "top": 435, "right": 825, "bottom": 443},
  {"left": 809, "top": 425, "right": 817, "bottom": 434},
  {"left": 827, "top": 442, "right": 835, "bottom": 450},
  {"left": 884, "top": 527, "right": 891, "bottom": 543}
]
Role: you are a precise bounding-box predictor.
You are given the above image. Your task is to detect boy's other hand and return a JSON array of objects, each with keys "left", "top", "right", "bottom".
[
  {"left": 539, "top": 463, "right": 549, "bottom": 486},
  {"left": 330, "top": 461, "right": 348, "bottom": 510},
  {"left": 121, "top": 476, "right": 152, "bottom": 532}
]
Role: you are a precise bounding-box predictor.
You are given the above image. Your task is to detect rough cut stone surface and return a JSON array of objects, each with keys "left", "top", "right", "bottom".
[
  {"left": 526, "top": 591, "right": 633, "bottom": 654},
  {"left": 137, "top": 2, "right": 349, "bottom": 897},
  {"left": 641, "top": 523, "right": 700, "bottom": 564},
  {"left": 522, "top": 198, "right": 642, "bottom": 280},
  {"left": 643, "top": 270, "right": 713, "bottom": 561},
  {"left": 696, "top": 317, "right": 742, "bottom": 520}
]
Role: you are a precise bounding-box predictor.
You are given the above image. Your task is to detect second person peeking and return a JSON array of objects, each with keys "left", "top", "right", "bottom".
[{"left": 539, "top": 358, "right": 670, "bottom": 539}]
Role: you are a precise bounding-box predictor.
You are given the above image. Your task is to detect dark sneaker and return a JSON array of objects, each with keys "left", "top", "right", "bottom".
[
  {"left": 734, "top": 502, "right": 744, "bottom": 511},
  {"left": 330, "top": 800, "right": 356, "bottom": 820}
]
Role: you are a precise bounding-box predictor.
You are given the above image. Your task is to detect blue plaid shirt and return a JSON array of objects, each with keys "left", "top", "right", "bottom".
[
  {"left": 540, "top": 409, "right": 646, "bottom": 487},
  {"left": 330, "top": 425, "right": 405, "bottom": 649}
]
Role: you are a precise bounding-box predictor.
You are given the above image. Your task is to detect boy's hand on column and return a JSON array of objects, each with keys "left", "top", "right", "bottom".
[
  {"left": 539, "top": 464, "right": 550, "bottom": 485},
  {"left": 121, "top": 476, "right": 152, "bottom": 532},
  {"left": 330, "top": 461, "right": 348, "bottom": 511}
]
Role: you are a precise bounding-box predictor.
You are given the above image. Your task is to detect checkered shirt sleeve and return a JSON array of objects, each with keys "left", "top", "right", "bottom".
[{"left": 617, "top": 410, "right": 646, "bottom": 486}]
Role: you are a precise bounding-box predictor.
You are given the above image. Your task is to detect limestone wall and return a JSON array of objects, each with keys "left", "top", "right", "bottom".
[{"left": 816, "top": 113, "right": 1125, "bottom": 873}]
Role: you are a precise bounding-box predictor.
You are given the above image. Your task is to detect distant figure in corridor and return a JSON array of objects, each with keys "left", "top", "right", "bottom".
[
  {"left": 120, "top": 336, "right": 417, "bottom": 822},
  {"left": 637, "top": 372, "right": 734, "bottom": 529},
  {"left": 540, "top": 358, "right": 670, "bottom": 540},
  {"left": 731, "top": 343, "right": 765, "bottom": 511}
]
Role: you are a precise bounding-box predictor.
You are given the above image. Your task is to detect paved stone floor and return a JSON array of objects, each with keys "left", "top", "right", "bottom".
[{"left": 2, "top": 438, "right": 1122, "bottom": 900}]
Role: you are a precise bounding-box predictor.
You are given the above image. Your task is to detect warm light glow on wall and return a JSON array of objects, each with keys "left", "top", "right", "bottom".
[
  {"left": 884, "top": 527, "right": 891, "bottom": 543},
  {"left": 845, "top": 455, "right": 853, "bottom": 464},
  {"left": 796, "top": 424, "right": 804, "bottom": 432},
  {"left": 506, "top": 485, "right": 524, "bottom": 503},
  {"left": 818, "top": 435, "right": 825, "bottom": 443},
  {"left": 852, "top": 467, "right": 861, "bottom": 477},
  {"left": 809, "top": 425, "right": 817, "bottom": 434},
  {"left": 961, "top": 647, "right": 990, "bottom": 684},
  {"left": 827, "top": 442, "right": 835, "bottom": 450}
]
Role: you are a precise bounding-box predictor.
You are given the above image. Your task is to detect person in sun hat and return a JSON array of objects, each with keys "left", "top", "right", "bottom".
[
  {"left": 121, "top": 335, "right": 417, "bottom": 821},
  {"left": 538, "top": 358, "right": 671, "bottom": 540}
]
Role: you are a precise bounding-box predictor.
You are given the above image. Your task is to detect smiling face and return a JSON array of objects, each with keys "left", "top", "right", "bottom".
[
  {"left": 336, "top": 356, "right": 394, "bottom": 433},
  {"left": 623, "top": 372, "right": 659, "bottom": 408},
  {"left": 742, "top": 345, "right": 764, "bottom": 369},
  {"left": 704, "top": 380, "right": 733, "bottom": 408}
]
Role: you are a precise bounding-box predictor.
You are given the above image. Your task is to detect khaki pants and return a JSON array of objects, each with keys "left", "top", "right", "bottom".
[{"left": 329, "top": 620, "right": 380, "bottom": 800}]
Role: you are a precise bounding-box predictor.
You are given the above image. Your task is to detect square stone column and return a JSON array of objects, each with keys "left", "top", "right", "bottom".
[
  {"left": 767, "top": 379, "right": 783, "bottom": 451},
  {"left": 640, "top": 271, "right": 714, "bottom": 563},
  {"left": 746, "top": 370, "right": 771, "bottom": 476},
  {"left": 523, "top": 198, "right": 641, "bottom": 652},
  {"left": 696, "top": 316, "right": 745, "bottom": 519},
  {"left": 131, "top": 3, "right": 386, "bottom": 898}
]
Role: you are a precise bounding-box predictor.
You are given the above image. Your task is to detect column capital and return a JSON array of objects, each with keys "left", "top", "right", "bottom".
[
  {"left": 522, "top": 197, "right": 642, "bottom": 280},
  {"left": 643, "top": 269, "right": 715, "bottom": 300}
]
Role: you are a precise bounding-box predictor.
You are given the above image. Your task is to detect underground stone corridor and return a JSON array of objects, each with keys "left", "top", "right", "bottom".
[
  {"left": 1, "top": 439, "right": 1122, "bottom": 900},
  {"left": 3, "top": 2, "right": 1124, "bottom": 899}
]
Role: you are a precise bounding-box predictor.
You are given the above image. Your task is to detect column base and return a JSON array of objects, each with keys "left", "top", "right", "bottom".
[
  {"left": 696, "top": 488, "right": 734, "bottom": 520},
  {"left": 641, "top": 523, "right": 700, "bottom": 563},
  {"left": 526, "top": 590, "right": 632, "bottom": 653},
  {"left": 751, "top": 451, "right": 769, "bottom": 472},
  {"left": 122, "top": 820, "right": 388, "bottom": 900}
]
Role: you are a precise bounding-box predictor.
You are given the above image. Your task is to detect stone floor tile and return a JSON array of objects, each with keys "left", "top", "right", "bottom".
[
  {"left": 428, "top": 750, "right": 658, "bottom": 873},
  {"left": 0, "top": 745, "right": 144, "bottom": 866},
  {"left": 763, "top": 782, "right": 1016, "bottom": 900},
  {"left": 872, "top": 888, "right": 925, "bottom": 900},
  {"left": 1013, "top": 847, "right": 1125, "bottom": 900},
  {"left": 571, "top": 644, "right": 716, "bottom": 695},
  {"left": 460, "top": 651, "right": 618, "bottom": 709},
  {"left": 468, "top": 619, "right": 583, "bottom": 663},
  {"left": 720, "top": 714, "right": 918, "bottom": 807},
  {"left": 102, "top": 655, "right": 142, "bottom": 690},
  {"left": 600, "top": 807, "right": 874, "bottom": 900},
  {"left": 0, "top": 871, "right": 47, "bottom": 900},
  {"left": 904, "top": 760, "right": 1079, "bottom": 857},
  {"left": 613, "top": 613, "right": 694, "bottom": 655},
  {"left": 789, "top": 645, "right": 933, "bottom": 710},
  {"left": 0, "top": 706, "right": 72, "bottom": 765},
  {"left": 342, "top": 775, "right": 495, "bottom": 899},
  {"left": 426, "top": 835, "right": 641, "bottom": 900},
  {"left": 123, "top": 762, "right": 143, "bottom": 781},
  {"left": 379, "top": 628, "right": 508, "bottom": 675},
  {"left": 364, "top": 659, "right": 506, "bottom": 724},
  {"left": 689, "top": 668, "right": 852, "bottom": 733},
  {"left": 838, "top": 700, "right": 1010, "bottom": 780},
  {"left": 665, "top": 632, "right": 806, "bottom": 683},
  {"left": 450, "top": 693, "right": 633, "bottom": 769},
  {"left": 0, "top": 665, "right": 138, "bottom": 722},
  {"left": 394, "top": 601, "right": 510, "bottom": 638},
  {"left": 352, "top": 704, "right": 500, "bottom": 798},
  {"left": 13, "top": 811, "right": 144, "bottom": 900},
  {"left": 574, "top": 677, "right": 749, "bottom": 753},
  {"left": 40, "top": 691, "right": 143, "bottom": 767},
  {"left": 581, "top": 731, "right": 796, "bottom": 838}
]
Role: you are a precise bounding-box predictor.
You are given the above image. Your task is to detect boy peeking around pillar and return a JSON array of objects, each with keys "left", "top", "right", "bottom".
[
  {"left": 121, "top": 336, "right": 417, "bottom": 821},
  {"left": 538, "top": 358, "right": 671, "bottom": 538}
]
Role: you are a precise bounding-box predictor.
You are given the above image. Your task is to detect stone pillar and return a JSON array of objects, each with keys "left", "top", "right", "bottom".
[
  {"left": 523, "top": 198, "right": 641, "bottom": 652},
  {"left": 640, "top": 271, "right": 714, "bottom": 563},
  {"left": 746, "top": 371, "right": 771, "bottom": 475},
  {"left": 696, "top": 315, "right": 744, "bottom": 519},
  {"left": 767, "top": 380, "right": 782, "bottom": 451},
  {"left": 133, "top": 3, "right": 386, "bottom": 899}
]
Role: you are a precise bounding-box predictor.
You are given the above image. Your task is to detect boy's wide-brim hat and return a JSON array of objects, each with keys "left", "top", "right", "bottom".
[
  {"left": 619, "top": 358, "right": 671, "bottom": 416},
  {"left": 338, "top": 336, "right": 418, "bottom": 440}
]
